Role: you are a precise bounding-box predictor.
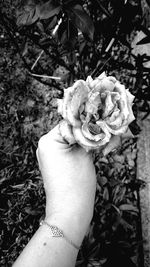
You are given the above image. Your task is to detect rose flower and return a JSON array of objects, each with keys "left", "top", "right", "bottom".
[{"left": 57, "top": 72, "right": 135, "bottom": 154}]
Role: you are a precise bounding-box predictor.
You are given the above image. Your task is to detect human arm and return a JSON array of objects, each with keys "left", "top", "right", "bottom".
[{"left": 12, "top": 124, "right": 97, "bottom": 267}]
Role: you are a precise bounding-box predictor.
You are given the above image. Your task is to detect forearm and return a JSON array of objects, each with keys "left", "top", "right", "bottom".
[
  {"left": 13, "top": 225, "right": 78, "bottom": 267},
  {"left": 12, "top": 214, "right": 85, "bottom": 267},
  {"left": 13, "top": 125, "right": 96, "bottom": 267}
]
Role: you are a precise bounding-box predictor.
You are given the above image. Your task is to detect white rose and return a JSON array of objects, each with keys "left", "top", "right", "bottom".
[{"left": 57, "top": 72, "right": 135, "bottom": 153}]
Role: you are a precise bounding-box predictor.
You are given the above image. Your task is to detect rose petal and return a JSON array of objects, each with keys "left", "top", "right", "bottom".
[
  {"left": 57, "top": 73, "right": 135, "bottom": 153},
  {"left": 62, "top": 80, "right": 88, "bottom": 127},
  {"left": 105, "top": 84, "right": 135, "bottom": 134},
  {"left": 126, "top": 90, "right": 135, "bottom": 124},
  {"left": 97, "top": 72, "right": 107, "bottom": 80},
  {"left": 82, "top": 122, "right": 105, "bottom": 142},
  {"left": 107, "top": 76, "right": 117, "bottom": 84},
  {"left": 62, "top": 86, "right": 75, "bottom": 120},
  {"left": 89, "top": 79, "right": 101, "bottom": 89},
  {"left": 106, "top": 107, "right": 120, "bottom": 123},
  {"left": 106, "top": 123, "right": 128, "bottom": 135},
  {"left": 102, "top": 92, "right": 114, "bottom": 118},
  {"left": 73, "top": 123, "right": 110, "bottom": 150},
  {"left": 102, "top": 135, "right": 121, "bottom": 156},
  {"left": 71, "top": 80, "right": 89, "bottom": 118},
  {"left": 100, "top": 77, "right": 115, "bottom": 92},
  {"left": 126, "top": 89, "right": 135, "bottom": 105},
  {"left": 57, "top": 99, "right": 63, "bottom": 114},
  {"left": 67, "top": 105, "right": 81, "bottom": 127},
  {"left": 86, "top": 75, "right": 94, "bottom": 89},
  {"left": 96, "top": 120, "right": 111, "bottom": 141},
  {"left": 85, "top": 92, "right": 101, "bottom": 114},
  {"left": 121, "top": 128, "right": 134, "bottom": 139},
  {"left": 114, "top": 82, "right": 129, "bottom": 121}
]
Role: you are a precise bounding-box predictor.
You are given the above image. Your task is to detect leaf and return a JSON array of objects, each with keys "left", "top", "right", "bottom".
[
  {"left": 24, "top": 207, "right": 41, "bottom": 215},
  {"left": 113, "top": 185, "right": 126, "bottom": 205},
  {"left": 36, "top": 21, "right": 45, "bottom": 33},
  {"left": 17, "top": 1, "right": 38, "bottom": 26},
  {"left": 67, "top": 4, "right": 94, "bottom": 40},
  {"left": 97, "top": 174, "right": 108, "bottom": 187},
  {"left": 103, "top": 187, "right": 109, "bottom": 201},
  {"left": 17, "top": 0, "right": 61, "bottom": 26},
  {"left": 39, "top": 37, "right": 54, "bottom": 48},
  {"left": 108, "top": 178, "right": 120, "bottom": 187},
  {"left": 119, "top": 204, "right": 138, "bottom": 213},
  {"left": 120, "top": 217, "right": 134, "bottom": 231},
  {"left": 36, "top": 0, "right": 61, "bottom": 20},
  {"left": 79, "top": 40, "right": 86, "bottom": 54},
  {"left": 47, "top": 16, "right": 58, "bottom": 30},
  {"left": 22, "top": 40, "right": 28, "bottom": 56},
  {"left": 57, "top": 19, "right": 78, "bottom": 48}
]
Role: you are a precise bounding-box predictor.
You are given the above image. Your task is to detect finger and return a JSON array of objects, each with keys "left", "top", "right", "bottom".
[
  {"left": 39, "top": 121, "right": 76, "bottom": 151},
  {"left": 59, "top": 120, "right": 76, "bottom": 145}
]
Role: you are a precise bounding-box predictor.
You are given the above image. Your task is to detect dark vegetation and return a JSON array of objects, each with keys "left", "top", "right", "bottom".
[{"left": 1, "top": 0, "right": 150, "bottom": 266}]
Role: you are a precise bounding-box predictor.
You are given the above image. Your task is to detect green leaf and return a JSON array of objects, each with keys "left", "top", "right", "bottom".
[
  {"left": 103, "top": 187, "right": 109, "bottom": 201},
  {"left": 24, "top": 207, "right": 41, "bottom": 215},
  {"left": 120, "top": 218, "right": 134, "bottom": 231},
  {"left": 97, "top": 174, "right": 108, "bottom": 187},
  {"left": 119, "top": 204, "right": 138, "bottom": 213},
  {"left": 67, "top": 4, "right": 94, "bottom": 40},
  {"left": 57, "top": 19, "right": 78, "bottom": 48},
  {"left": 17, "top": 3, "right": 38, "bottom": 26},
  {"left": 36, "top": 0, "right": 61, "bottom": 20},
  {"left": 17, "top": 0, "right": 61, "bottom": 26}
]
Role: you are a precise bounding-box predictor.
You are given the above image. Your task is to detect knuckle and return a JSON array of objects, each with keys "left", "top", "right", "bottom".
[{"left": 38, "top": 135, "right": 47, "bottom": 151}]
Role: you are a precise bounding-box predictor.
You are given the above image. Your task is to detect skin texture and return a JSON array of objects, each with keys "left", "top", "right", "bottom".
[
  {"left": 12, "top": 123, "right": 123, "bottom": 267},
  {"left": 13, "top": 124, "right": 96, "bottom": 267}
]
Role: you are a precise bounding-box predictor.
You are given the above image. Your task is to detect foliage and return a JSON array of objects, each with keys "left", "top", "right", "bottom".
[{"left": 1, "top": 0, "right": 150, "bottom": 266}]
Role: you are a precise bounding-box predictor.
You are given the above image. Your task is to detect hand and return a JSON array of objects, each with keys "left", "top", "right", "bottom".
[{"left": 36, "top": 122, "right": 96, "bottom": 246}]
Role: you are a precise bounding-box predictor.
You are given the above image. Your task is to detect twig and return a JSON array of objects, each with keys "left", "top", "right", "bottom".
[
  {"left": 95, "top": 0, "right": 112, "bottom": 18},
  {"left": 105, "top": 38, "right": 115, "bottom": 53},
  {"left": 31, "top": 50, "right": 44, "bottom": 70},
  {"left": 91, "top": 55, "right": 113, "bottom": 78},
  {"left": 52, "top": 18, "right": 62, "bottom": 36},
  {"left": 31, "top": 73, "right": 61, "bottom": 80}
]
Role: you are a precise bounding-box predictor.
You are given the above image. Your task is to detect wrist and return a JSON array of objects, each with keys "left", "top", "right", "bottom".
[{"left": 45, "top": 211, "right": 89, "bottom": 248}]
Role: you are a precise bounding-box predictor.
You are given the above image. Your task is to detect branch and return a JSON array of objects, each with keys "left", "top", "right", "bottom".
[{"left": 31, "top": 50, "right": 44, "bottom": 70}]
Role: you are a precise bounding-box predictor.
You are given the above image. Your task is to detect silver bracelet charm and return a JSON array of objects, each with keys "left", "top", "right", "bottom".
[{"left": 40, "top": 220, "right": 80, "bottom": 250}]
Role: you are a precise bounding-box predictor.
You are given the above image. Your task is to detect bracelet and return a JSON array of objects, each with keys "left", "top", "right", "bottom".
[{"left": 40, "top": 220, "right": 80, "bottom": 250}]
